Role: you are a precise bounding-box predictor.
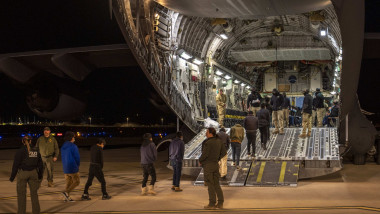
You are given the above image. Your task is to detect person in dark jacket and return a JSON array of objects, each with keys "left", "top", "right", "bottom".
[
  {"left": 81, "top": 138, "right": 111, "bottom": 201},
  {"left": 200, "top": 127, "right": 227, "bottom": 210},
  {"left": 169, "top": 131, "right": 185, "bottom": 192},
  {"left": 243, "top": 111, "right": 259, "bottom": 157},
  {"left": 281, "top": 93, "right": 291, "bottom": 128},
  {"left": 10, "top": 135, "right": 43, "bottom": 214},
  {"left": 270, "top": 88, "right": 284, "bottom": 134},
  {"left": 247, "top": 87, "right": 262, "bottom": 116},
  {"left": 257, "top": 103, "right": 270, "bottom": 150},
  {"left": 217, "top": 127, "right": 230, "bottom": 180},
  {"left": 61, "top": 131, "right": 80, "bottom": 202},
  {"left": 328, "top": 101, "right": 340, "bottom": 126},
  {"left": 314, "top": 88, "right": 325, "bottom": 127},
  {"left": 300, "top": 89, "right": 313, "bottom": 138},
  {"left": 140, "top": 133, "right": 157, "bottom": 195}
]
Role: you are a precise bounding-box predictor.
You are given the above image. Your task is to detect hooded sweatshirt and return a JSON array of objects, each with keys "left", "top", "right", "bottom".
[
  {"left": 61, "top": 141, "right": 80, "bottom": 174},
  {"left": 140, "top": 139, "right": 157, "bottom": 165}
]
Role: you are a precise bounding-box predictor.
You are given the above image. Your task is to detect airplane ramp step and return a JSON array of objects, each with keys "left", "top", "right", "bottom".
[{"left": 194, "top": 160, "right": 299, "bottom": 187}]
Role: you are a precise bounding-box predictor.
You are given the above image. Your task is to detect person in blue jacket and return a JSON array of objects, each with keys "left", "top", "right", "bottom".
[{"left": 60, "top": 131, "right": 80, "bottom": 202}]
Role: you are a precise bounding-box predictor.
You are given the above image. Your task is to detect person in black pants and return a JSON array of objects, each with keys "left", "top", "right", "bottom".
[
  {"left": 243, "top": 111, "right": 259, "bottom": 157},
  {"left": 81, "top": 138, "right": 111, "bottom": 200},
  {"left": 169, "top": 131, "right": 185, "bottom": 192},
  {"left": 257, "top": 103, "right": 270, "bottom": 150},
  {"left": 140, "top": 133, "right": 157, "bottom": 195}
]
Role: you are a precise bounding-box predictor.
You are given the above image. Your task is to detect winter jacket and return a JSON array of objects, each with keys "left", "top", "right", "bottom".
[
  {"left": 217, "top": 131, "right": 230, "bottom": 150},
  {"left": 169, "top": 137, "right": 185, "bottom": 162},
  {"left": 199, "top": 137, "right": 227, "bottom": 169},
  {"left": 61, "top": 141, "right": 80, "bottom": 174},
  {"left": 281, "top": 97, "right": 290, "bottom": 109},
  {"left": 140, "top": 139, "right": 157, "bottom": 165},
  {"left": 270, "top": 93, "right": 284, "bottom": 111},
  {"left": 302, "top": 94, "right": 313, "bottom": 114},
  {"left": 257, "top": 108, "right": 270, "bottom": 127},
  {"left": 230, "top": 124, "right": 245, "bottom": 143},
  {"left": 314, "top": 92, "right": 324, "bottom": 108},
  {"left": 36, "top": 135, "right": 59, "bottom": 158},
  {"left": 90, "top": 145, "right": 104, "bottom": 168},
  {"left": 330, "top": 105, "right": 340, "bottom": 117},
  {"left": 244, "top": 115, "right": 258, "bottom": 131},
  {"left": 247, "top": 92, "right": 262, "bottom": 108}
]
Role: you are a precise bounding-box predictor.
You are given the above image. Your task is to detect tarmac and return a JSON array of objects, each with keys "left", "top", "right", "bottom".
[{"left": 0, "top": 146, "right": 379, "bottom": 214}]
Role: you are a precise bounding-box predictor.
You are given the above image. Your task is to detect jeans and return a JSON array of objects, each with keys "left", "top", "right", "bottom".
[
  {"left": 259, "top": 126, "right": 269, "bottom": 146},
  {"left": 171, "top": 160, "right": 182, "bottom": 187},
  {"left": 246, "top": 130, "right": 257, "bottom": 154},
  {"left": 142, "top": 163, "right": 156, "bottom": 187},
  {"left": 231, "top": 142, "right": 241, "bottom": 166},
  {"left": 84, "top": 164, "right": 107, "bottom": 195}
]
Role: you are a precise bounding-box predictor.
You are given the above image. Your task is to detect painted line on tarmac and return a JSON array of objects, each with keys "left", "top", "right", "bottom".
[{"left": 32, "top": 206, "right": 380, "bottom": 213}]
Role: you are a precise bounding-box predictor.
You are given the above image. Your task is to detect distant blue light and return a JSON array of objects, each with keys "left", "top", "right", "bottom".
[
  {"left": 109, "top": 135, "right": 113, "bottom": 138},
  {"left": 0, "top": 136, "right": 2, "bottom": 139},
  {"left": 21, "top": 134, "right": 25, "bottom": 137},
  {"left": 93, "top": 133, "right": 96, "bottom": 136}
]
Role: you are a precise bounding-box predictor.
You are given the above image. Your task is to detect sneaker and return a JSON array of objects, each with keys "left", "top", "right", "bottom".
[
  {"left": 299, "top": 133, "right": 307, "bottom": 138},
  {"left": 67, "top": 196, "right": 75, "bottom": 202},
  {"left": 171, "top": 185, "right": 175, "bottom": 191},
  {"left": 236, "top": 166, "right": 241, "bottom": 171},
  {"left": 174, "top": 187, "right": 183, "bottom": 192},
  {"left": 61, "top": 192, "right": 69, "bottom": 201},
  {"left": 231, "top": 162, "right": 236, "bottom": 166},
  {"left": 247, "top": 152, "right": 251, "bottom": 156},
  {"left": 48, "top": 181, "right": 54, "bottom": 187},
  {"left": 204, "top": 204, "right": 216, "bottom": 209},
  {"left": 81, "top": 194, "right": 91, "bottom": 201},
  {"left": 102, "top": 195, "right": 112, "bottom": 200}
]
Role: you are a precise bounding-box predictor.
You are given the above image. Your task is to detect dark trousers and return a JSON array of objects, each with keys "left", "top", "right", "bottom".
[
  {"left": 171, "top": 160, "right": 182, "bottom": 187},
  {"left": 84, "top": 164, "right": 107, "bottom": 195},
  {"left": 17, "top": 170, "right": 40, "bottom": 214},
  {"left": 246, "top": 130, "right": 257, "bottom": 154},
  {"left": 142, "top": 163, "right": 156, "bottom": 187},
  {"left": 204, "top": 165, "right": 224, "bottom": 206},
  {"left": 231, "top": 142, "right": 241, "bottom": 165},
  {"left": 259, "top": 126, "right": 269, "bottom": 146}
]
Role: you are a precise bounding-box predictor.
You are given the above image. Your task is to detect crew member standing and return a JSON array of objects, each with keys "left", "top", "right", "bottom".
[
  {"left": 36, "top": 127, "right": 59, "bottom": 187},
  {"left": 300, "top": 89, "right": 313, "bottom": 138},
  {"left": 10, "top": 135, "right": 43, "bottom": 214},
  {"left": 217, "top": 127, "right": 230, "bottom": 180},
  {"left": 81, "top": 138, "right": 111, "bottom": 200},
  {"left": 243, "top": 111, "right": 258, "bottom": 157},
  {"left": 216, "top": 88, "right": 227, "bottom": 126},
  {"left": 257, "top": 103, "right": 270, "bottom": 150},
  {"left": 200, "top": 127, "right": 227, "bottom": 210},
  {"left": 169, "top": 131, "right": 185, "bottom": 192},
  {"left": 281, "top": 92, "right": 290, "bottom": 128},
  {"left": 140, "top": 133, "right": 158, "bottom": 195},
  {"left": 314, "top": 88, "right": 325, "bottom": 127},
  {"left": 270, "top": 89, "right": 284, "bottom": 134},
  {"left": 229, "top": 123, "right": 245, "bottom": 170},
  {"left": 247, "top": 87, "right": 262, "bottom": 116}
]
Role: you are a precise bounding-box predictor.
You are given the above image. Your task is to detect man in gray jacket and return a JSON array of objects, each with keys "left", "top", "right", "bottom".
[{"left": 243, "top": 111, "right": 259, "bottom": 157}]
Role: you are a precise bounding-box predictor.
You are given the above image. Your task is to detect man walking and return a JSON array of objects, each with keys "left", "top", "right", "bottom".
[
  {"left": 217, "top": 127, "right": 230, "bottom": 180},
  {"left": 299, "top": 89, "right": 313, "bottom": 138},
  {"left": 229, "top": 123, "right": 245, "bottom": 170},
  {"left": 199, "top": 127, "right": 227, "bottom": 209},
  {"left": 10, "top": 136, "right": 43, "bottom": 214},
  {"left": 36, "top": 127, "right": 59, "bottom": 187},
  {"left": 257, "top": 103, "right": 270, "bottom": 150},
  {"left": 61, "top": 131, "right": 80, "bottom": 202},
  {"left": 169, "top": 131, "right": 185, "bottom": 192},
  {"left": 314, "top": 88, "right": 325, "bottom": 127},
  {"left": 270, "top": 89, "right": 284, "bottom": 134},
  {"left": 247, "top": 87, "right": 262, "bottom": 116},
  {"left": 281, "top": 92, "right": 290, "bottom": 128},
  {"left": 81, "top": 138, "right": 111, "bottom": 201},
  {"left": 243, "top": 111, "right": 258, "bottom": 157},
  {"left": 216, "top": 88, "right": 227, "bottom": 126},
  {"left": 140, "top": 133, "right": 157, "bottom": 195}
]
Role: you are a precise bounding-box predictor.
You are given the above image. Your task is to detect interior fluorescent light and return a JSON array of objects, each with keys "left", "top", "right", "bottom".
[
  {"left": 320, "top": 30, "right": 326, "bottom": 37},
  {"left": 222, "top": 80, "right": 227, "bottom": 84},
  {"left": 234, "top": 79, "right": 240, "bottom": 84},
  {"left": 224, "top": 75, "right": 231, "bottom": 80},
  {"left": 246, "top": 86, "right": 251, "bottom": 89},
  {"left": 330, "top": 91, "right": 336, "bottom": 95},
  {"left": 220, "top": 34, "right": 228, "bottom": 40},
  {"left": 241, "top": 83, "right": 246, "bottom": 87},
  {"left": 216, "top": 76, "right": 221, "bottom": 80},
  {"left": 193, "top": 58, "right": 203, "bottom": 65},
  {"left": 215, "top": 70, "right": 224, "bottom": 76},
  {"left": 180, "top": 52, "right": 192, "bottom": 60}
]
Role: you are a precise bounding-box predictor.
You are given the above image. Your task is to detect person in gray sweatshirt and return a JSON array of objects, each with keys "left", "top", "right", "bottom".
[{"left": 140, "top": 133, "right": 157, "bottom": 195}]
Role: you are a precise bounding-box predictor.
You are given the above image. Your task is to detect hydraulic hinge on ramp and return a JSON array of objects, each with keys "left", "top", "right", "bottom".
[{"left": 245, "top": 160, "right": 300, "bottom": 187}]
